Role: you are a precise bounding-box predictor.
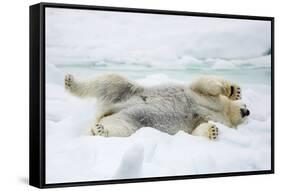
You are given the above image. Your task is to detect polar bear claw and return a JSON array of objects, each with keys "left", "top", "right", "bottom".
[
  {"left": 91, "top": 124, "right": 108, "bottom": 137},
  {"left": 208, "top": 124, "right": 219, "bottom": 140}
]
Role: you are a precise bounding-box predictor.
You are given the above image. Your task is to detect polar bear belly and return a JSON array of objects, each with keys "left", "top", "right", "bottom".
[{"left": 118, "top": 86, "right": 202, "bottom": 135}]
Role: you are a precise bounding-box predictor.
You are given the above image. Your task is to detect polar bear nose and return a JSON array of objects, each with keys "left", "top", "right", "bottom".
[{"left": 240, "top": 108, "right": 250, "bottom": 117}]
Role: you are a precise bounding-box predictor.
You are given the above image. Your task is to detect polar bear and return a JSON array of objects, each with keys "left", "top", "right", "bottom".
[{"left": 64, "top": 73, "right": 250, "bottom": 140}]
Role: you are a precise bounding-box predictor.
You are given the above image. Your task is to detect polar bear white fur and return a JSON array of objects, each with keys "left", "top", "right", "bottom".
[{"left": 64, "top": 74, "right": 250, "bottom": 140}]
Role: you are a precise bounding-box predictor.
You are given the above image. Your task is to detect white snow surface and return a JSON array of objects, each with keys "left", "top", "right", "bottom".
[
  {"left": 46, "top": 67, "right": 271, "bottom": 183},
  {"left": 45, "top": 8, "right": 272, "bottom": 183}
]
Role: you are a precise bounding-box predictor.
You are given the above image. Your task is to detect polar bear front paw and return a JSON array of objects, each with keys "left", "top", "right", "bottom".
[
  {"left": 221, "top": 81, "right": 241, "bottom": 100},
  {"left": 65, "top": 74, "right": 74, "bottom": 90},
  {"left": 208, "top": 124, "right": 219, "bottom": 140},
  {"left": 228, "top": 84, "right": 241, "bottom": 100},
  {"left": 91, "top": 124, "right": 108, "bottom": 137}
]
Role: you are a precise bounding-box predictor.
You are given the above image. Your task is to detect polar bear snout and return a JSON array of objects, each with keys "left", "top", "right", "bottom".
[{"left": 240, "top": 108, "right": 250, "bottom": 118}]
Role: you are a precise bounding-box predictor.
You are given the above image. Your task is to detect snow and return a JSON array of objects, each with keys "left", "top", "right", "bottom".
[
  {"left": 45, "top": 71, "right": 271, "bottom": 183},
  {"left": 45, "top": 8, "right": 272, "bottom": 183}
]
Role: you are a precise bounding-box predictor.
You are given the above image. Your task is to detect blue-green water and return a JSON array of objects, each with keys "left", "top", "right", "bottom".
[{"left": 56, "top": 64, "right": 271, "bottom": 86}]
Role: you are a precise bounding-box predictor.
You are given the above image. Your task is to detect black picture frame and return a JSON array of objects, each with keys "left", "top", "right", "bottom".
[{"left": 29, "top": 2, "right": 275, "bottom": 189}]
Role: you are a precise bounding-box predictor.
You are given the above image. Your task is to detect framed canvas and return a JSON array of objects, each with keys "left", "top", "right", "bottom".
[{"left": 29, "top": 2, "right": 274, "bottom": 188}]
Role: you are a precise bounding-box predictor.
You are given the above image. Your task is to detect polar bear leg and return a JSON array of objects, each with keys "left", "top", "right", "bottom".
[
  {"left": 91, "top": 114, "right": 138, "bottom": 137},
  {"left": 191, "top": 122, "right": 219, "bottom": 140},
  {"left": 190, "top": 76, "right": 241, "bottom": 100},
  {"left": 65, "top": 73, "right": 143, "bottom": 103}
]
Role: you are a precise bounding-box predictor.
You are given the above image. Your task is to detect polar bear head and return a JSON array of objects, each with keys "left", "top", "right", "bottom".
[{"left": 225, "top": 100, "right": 250, "bottom": 127}]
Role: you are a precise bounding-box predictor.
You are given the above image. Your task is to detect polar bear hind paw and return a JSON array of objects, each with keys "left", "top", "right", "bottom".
[
  {"left": 91, "top": 123, "right": 108, "bottom": 137},
  {"left": 208, "top": 124, "right": 219, "bottom": 140},
  {"left": 64, "top": 74, "right": 74, "bottom": 90}
]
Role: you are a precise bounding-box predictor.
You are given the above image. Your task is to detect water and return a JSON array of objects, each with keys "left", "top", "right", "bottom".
[{"left": 56, "top": 63, "right": 271, "bottom": 85}]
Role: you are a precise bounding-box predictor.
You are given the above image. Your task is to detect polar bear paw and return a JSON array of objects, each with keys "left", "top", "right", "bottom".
[
  {"left": 228, "top": 84, "right": 241, "bottom": 100},
  {"left": 64, "top": 74, "right": 74, "bottom": 90},
  {"left": 223, "top": 82, "right": 241, "bottom": 101},
  {"left": 208, "top": 124, "right": 219, "bottom": 140},
  {"left": 91, "top": 124, "right": 108, "bottom": 137}
]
